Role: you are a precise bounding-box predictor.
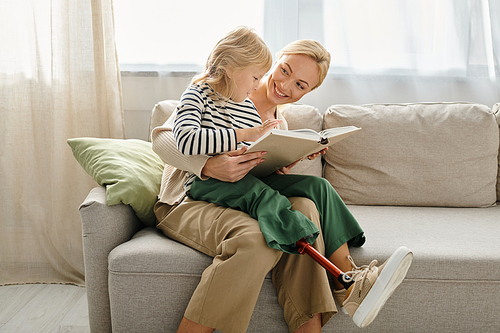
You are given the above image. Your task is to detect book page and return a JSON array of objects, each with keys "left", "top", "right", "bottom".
[
  {"left": 252, "top": 129, "right": 320, "bottom": 142},
  {"left": 320, "top": 126, "right": 360, "bottom": 138}
]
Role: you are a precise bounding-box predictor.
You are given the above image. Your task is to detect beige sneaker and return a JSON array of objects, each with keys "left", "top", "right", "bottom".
[
  {"left": 333, "top": 288, "right": 347, "bottom": 314},
  {"left": 341, "top": 246, "right": 413, "bottom": 328}
]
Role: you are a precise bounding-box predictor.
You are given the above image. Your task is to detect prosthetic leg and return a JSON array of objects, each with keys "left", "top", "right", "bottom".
[
  {"left": 296, "top": 238, "right": 355, "bottom": 289},
  {"left": 297, "top": 238, "right": 414, "bottom": 328}
]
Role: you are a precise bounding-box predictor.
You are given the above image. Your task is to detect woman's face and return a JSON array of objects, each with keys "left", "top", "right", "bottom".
[{"left": 265, "top": 54, "right": 320, "bottom": 105}]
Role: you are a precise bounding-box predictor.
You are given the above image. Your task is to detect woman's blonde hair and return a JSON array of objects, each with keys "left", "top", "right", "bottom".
[
  {"left": 192, "top": 26, "right": 273, "bottom": 100},
  {"left": 276, "top": 39, "right": 331, "bottom": 90}
]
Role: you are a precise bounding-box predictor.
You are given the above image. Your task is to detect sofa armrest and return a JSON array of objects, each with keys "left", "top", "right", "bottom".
[{"left": 79, "top": 186, "right": 144, "bottom": 333}]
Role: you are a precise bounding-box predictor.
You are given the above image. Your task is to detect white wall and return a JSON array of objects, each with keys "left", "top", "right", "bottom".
[
  {"left": 123, "top": 73, "right": 500, "bottom": 141},
  {"left": 122, "top": 74, "right": 192, "bottom": 140}
]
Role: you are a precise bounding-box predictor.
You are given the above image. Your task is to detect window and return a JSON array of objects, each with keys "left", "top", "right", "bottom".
[
  {"left": 113, "top": 0, "right": 265, "bottom": 71},
  {"left": 321, "top": 0, "right": 497, "bottom": 77},
  {"left": 324, "top": 0, "right": 464, "bottom": 75},
  {"left": 114, "top": 0, "right": 499, "bottom": 78}
]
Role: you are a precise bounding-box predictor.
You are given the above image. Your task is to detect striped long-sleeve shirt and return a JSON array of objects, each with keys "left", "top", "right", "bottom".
[{"left": 173, "top": 82, "right": 262, "bottom": 192}]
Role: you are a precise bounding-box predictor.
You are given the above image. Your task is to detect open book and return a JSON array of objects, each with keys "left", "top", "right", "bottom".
[{"left": 246, "top": 126, "right": 361, "bottom": 177}]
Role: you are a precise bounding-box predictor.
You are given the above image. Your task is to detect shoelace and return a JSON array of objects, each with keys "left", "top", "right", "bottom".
[{"left": 343, "top": 256, "right": 378, "bottom": 297}]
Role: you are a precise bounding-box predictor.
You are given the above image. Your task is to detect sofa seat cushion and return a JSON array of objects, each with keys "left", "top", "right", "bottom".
[
  {"left": 109, "top": 227, "right": 213, "bottom": 276},
  {"left": 110, "top": 204, "right": 500, "bottom": 285},
  {"left": 106, "top": 207, "right": 500, "bottom": 332},
  {"left": 108, "top": 228, "right": 275, "bottom": 279},
  {"left": 323, "top": 102, "right": 499, "bottom": 207},
  {"left": 346, "top": 204, "right": 500, "bottom": 282}
]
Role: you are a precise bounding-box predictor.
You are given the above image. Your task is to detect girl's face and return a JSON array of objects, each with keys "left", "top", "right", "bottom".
[
  {"left": 229, "top": 66, "right": 268, "bottom": 103},
  {"left": 266, "top": 54, "right": 320, "bottom": 105}
]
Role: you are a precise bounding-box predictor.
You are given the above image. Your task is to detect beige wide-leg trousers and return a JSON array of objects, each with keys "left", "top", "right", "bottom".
[{"left": 155, "top": 197, "right": 337, "bottom": 333}]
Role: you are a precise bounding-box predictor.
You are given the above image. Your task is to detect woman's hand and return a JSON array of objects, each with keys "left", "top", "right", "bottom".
[
  {"left": 275, "top": 148, "right": 328, "bottom": 175},
  {"left": 275, "top": 160, "right": 299, "bottom": 175},
  {"left": 201, "top": 146, "right": 266, "bottom": 182},
  {"left": 307, "top": 147, "right": 328, "bottom": 160}
]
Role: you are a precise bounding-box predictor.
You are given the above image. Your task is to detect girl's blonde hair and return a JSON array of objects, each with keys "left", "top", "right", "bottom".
[
  {"left": 276, "top": 39, "right": 331, "bottom": 90},
  {"left": 192, "top": 26, "right": 273, "bottom": 100}
]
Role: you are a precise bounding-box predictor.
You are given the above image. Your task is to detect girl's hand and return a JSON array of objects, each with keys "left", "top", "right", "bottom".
[{"left": 235, "top": 119, "right": 282, "bottom": 143}]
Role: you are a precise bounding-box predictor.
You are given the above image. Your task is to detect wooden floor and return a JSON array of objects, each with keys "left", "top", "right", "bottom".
[{"left": 0, "top": 284, "right": 90, "bottom": 333}]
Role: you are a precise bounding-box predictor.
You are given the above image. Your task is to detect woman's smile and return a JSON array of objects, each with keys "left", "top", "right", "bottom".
[{"left": 274, "top": 83, "right": 288, "bottom": 98}]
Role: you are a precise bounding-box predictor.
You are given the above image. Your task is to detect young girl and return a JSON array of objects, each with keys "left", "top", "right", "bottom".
[
  {"left": 173, "top": 26, "right": 321, "bottom": 253},
  {"left": 172, "top": 26, "right": 412, "bottom": 328}
]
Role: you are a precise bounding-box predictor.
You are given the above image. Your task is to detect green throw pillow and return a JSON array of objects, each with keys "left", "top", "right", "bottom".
[{"left": 67, "top": 138, "right": 165, "bottom": 226}]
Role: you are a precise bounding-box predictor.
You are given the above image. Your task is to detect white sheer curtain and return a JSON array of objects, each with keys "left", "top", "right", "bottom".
[
  {"left": 265, "top": 0, "right": 499, "bottom": 77},
  {"left": 0, "top": 0, "right": 124, "bottom": 286},
  {"left": 114, "top": 0, "right": 265, "bottom": 69},
  {"left": 322, "top": 0, "right": 498, "bottom": 78},
  {"left": 267, "top": 0, "right": 500, "bottom": 109},
  {"left": 113, "top": 1, "right": 499, "bottom": 115}
]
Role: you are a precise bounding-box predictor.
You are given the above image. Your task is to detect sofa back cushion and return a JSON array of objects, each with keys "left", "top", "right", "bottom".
[
  {"left": 323, "top": 102, "right": 499, "bottom": 207},
  {"left": 148, "top": 100, "right": 179, "bottom": 141},
  {"left": 279, "top": 103, "right": 323, "bottom": 177}
]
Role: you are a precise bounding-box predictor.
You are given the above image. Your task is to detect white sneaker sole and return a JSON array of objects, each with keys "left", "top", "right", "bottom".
[{"left": 352, "top": 246, "right": 413, "bottom": 328}]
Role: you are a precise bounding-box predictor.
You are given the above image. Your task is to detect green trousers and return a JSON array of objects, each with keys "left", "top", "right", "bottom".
[{"left": 190, "top": 173, "right": 364, "bottom": 256}]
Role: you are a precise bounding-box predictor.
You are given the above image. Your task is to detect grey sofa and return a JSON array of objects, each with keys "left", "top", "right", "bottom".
[{"left": 79, "top": 101, "right": 500, "bottom": 332}]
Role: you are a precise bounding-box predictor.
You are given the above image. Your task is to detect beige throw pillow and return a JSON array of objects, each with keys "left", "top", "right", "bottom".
[
  {"left": 148, "top": 100, "right": 179, "bottom": 142},
  {"left": 323, "top": 102, "right": 499, "bottom": 207}
]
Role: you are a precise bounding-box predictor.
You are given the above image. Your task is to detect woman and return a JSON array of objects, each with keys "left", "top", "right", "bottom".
[{"left": 152, "top": 39, "right": 409, "bottom": 333}]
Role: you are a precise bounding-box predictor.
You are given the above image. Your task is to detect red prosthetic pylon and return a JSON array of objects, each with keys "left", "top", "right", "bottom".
[{"left": 296, "top": 238, "right": 354, "bottom": 289}]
